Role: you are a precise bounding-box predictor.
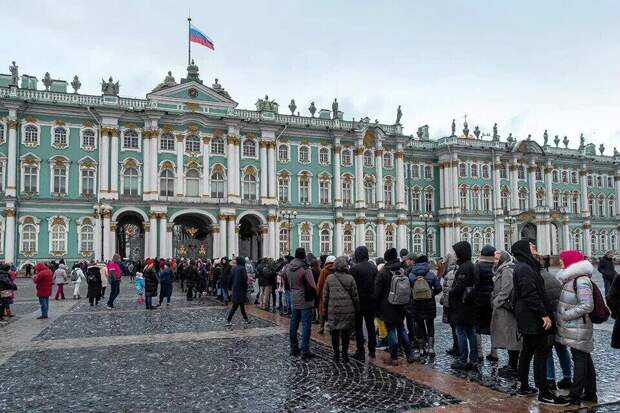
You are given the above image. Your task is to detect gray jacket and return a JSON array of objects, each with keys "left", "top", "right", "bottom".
[
  {"left": 322, "top": 271, "right": 360, "bottom": 331},
  {"left": 285, "top": 258, "right": 316, "bottom": 310},
  {"left": 490, "top": 260, "right": 522, "bottom": 351},
  {"left": 556, "top": 260, "right": 595, "bottom": 353}
]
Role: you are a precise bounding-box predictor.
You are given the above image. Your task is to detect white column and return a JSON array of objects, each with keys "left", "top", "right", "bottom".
[
  {"left": 355, "top": 146, "right": 365, "bottom": 208},
  {"left": 110, "top": 223, "right": 117, "bottom": 259},
  {"left": 150, "top": 134, "right": 158, "bottom": 197},
  {"left": 584, "top": 224, "right": 592, "bottom": 257},
  {"left": 355, "top": 218, "right": 365, "bottom": 248},
  {"left": 376, "top": 219, "right": 386, "bottom": 258},
  {"left": 142, "top": 134, "right": 151, "bottom": 198},
  {"left": 93, "top": 211, "right": 102, "bottom": 261},
  {"left": 159, "top": 214, "right": 168, "bottom": 259},
  {"left": 227, "top": 137, "right": 236, "bottom": 199},
  {"left": 100, "top": 131, "right": 110, "bottom": 195},
  {"left": 395, "top": 147, "right": 405, "bottom": 210},
  {"left": 4, "top": 208, "right": 15, "bottom": 264},
  {"left": 375, "top": 148, "right": 384, "bottom": 208},
  {"left": 234, "top": 141, "right": 241, "bottom": 198},
  {"left": 212, "top": 226, "right": 221, "bottom": 258},
  {"left": 268, "top": 142, "right": 277, "bottom": 200},
  {"left": 110, "top": 133, "right": 119, "bottom": 199},
  {"left": 493, "top": 158, "right": 502, "bottom": 212},
  {"left": 495, "top": 217, "right": 505, "bottom": 249},
  {"left": 102, "top": 211, "right": 112, "bottom": 260},
  {"left": 335, "top": 219, "right": 343, "bottom": 256},
  {"left": 334, "top": 145, "right": 342, "bottom": 207},
  {"left": 562, "top": 220, "right": 571, "bottom": 250},
  {"left": 5, "top": 117, "right": 17, "bottom": 197},
  {"left": 262, "top": 227, "right": 271, "bottom": 258},
  {"left": 149, "top": 212, "right": 158, "bottom": 258},
  {"left": 219, "top": 214, "right": 228, "bottom": 257},
  {"left": 260, "top": 141, "right": 268, "bottom": 202},
  {"left": 176, "top": 134, "right": 184, "bottom": 197},
  {"left": 269, "top": 215, "right": 278, "bottom": 258},
  {"left": 202, "top": 136, "right": 210, "bottom": 197},
  {"left": 439, "top": 164, "right": 446, "bottom": 209},
  {"left": 510, "top": 161, "right": 519, "bottom": 213},
  {"left": 397, "top": 219, "right": 407, "bottom": 250},
  {"left": 545, "top": 164, "right": 553, "bottom": 208},
  {"left": 452, "top": 161, "right": 460, "bottom": 209},
  {"left": 228, "top": 217, "right": 237, "bottom": 257},
  {"left": 615, "top": 173, "right": 620, "bottom": 217},
  {"left": 580, "top": 168, "right": 590, "bottom": 216},
  {"left": 528, "top": 161, "right": 537, "bottom": 210}
]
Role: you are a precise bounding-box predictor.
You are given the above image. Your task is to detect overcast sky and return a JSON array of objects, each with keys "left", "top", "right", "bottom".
[{"left": 3, "top": 0, "right": 619, "bottom": 150}]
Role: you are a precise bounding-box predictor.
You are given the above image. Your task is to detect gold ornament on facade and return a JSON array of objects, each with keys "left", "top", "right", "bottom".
[
  {"left": 53, "top": 157, "right": 66, "bottom": 167},
  {"left": 178, "top": 244, "right": 187, "bottom": 257},
  {"left": 109, "top": 224, "right": 117, "bottom": 232},
  {"left": 186, "top": 160, "right": 200, "bottom": 169},
  {"left": 3, "top": 208, "right": 16, "bottom": 218},
  {"left": 148, "top": 212, "right": 159, "bottom": 220},
  {"left": 125, "top": 123, "right": 137, "bottom": 130},
  {"left": 23, "top": 216, "right": 35, "bottom": 224},
  {"left": 213, "top": 129, "right": 225, "bottom": 137},
  {"left": 244, "top": 165, "right": 257, "bottom": 175},
  {"left": 7, "top": 119, "right": 17, "bottom": 129},
  {"left": 51, "top": 216, "right": 66, "bottom": 226},
  {"left": 363, "top": 130, "right": 376, "bottom": 148},
  {"left": 334, "top": 145, "right": 341, "bottom": 153},
  {"left": 335, "top": 217, "right": 345, "bottom": 224},
  {"left": 301, "top": 222, "right": 311, "bottom": 232},
  {"left": 54, "top": 119, "right": 65, "bottom": 126},
  {"left": 579, "top": 170, "right": 588, "bottom": 177},
  {"left": 175, "top": 133, "right": 185, "bottom": 142},
  {"left": 25, "top": 115, "right": 37, "bottom": 123},
  {"left": 259, "top": 140, "right": 268, "bottom": 148},
  {"left": 344, "top": 223, "right": 354, "bottom": 231},
  {"left": 23, "top": 156, "right": 38, "bottom": 166},
  {"left": 82, "top": 120, "right": 94, "bottom": 128},
  {"left": 202, "top": 135, "right": 211, "bottom": 144},
  {"left": 354, "top": 147, "right": 365, "bottom": 156},
  {"left": 198, "top": 243, "right": 207, "bottom": 256},
  {"left": 162, "top": 125, "right": 174, "bottom": 133},
  {"left": 161, "top": 161, "right": 174, "bottom": 170},
  {"left": 187, "top": 125, "right": 199, "bottom": 133},
  {"left": 186, "top": 227, "right": 199, "bottom": 238},
  {"left": 212, "top": 164, "right": 224, "bottom": 173},
  {"left": 354, "top": 217, "right": 366, "bottom": 225},
  {"left": 82, "top": 217, "right": 93, "bottom": 226},
  {"left": 123, "top": 158, "right": 137, "bottom": 169},
  {"left": 394, "top": 151, "right": 405, "bottom": 160},
  {"left": 375, "top": 218, "right": 386, "bottom": 225},
  {"left": 245, "top": 132, "right": 257, "bottom": 140},
  {"left": 185, "top": 102, "right": 200, "bottom": 112}
]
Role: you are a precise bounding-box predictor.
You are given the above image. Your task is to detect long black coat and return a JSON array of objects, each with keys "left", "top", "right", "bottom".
[
  {"left": 373, "top": 260, "right": 407, "bottom": 325},
  {"left": 185, "top": 265, "right": 198, "bottom": 288},
  {"left": 350, "top": 247, "right": 377, "bottom": 313},
  {"left": 449, "top": 261, "right": 477, "bottom": 326},
  {"left": 598, "top": 256, "right": 617, "bottom": 282},
  {"left": 144, "top": 266, "right": 159, "bottom": 298},
  {"left": 231, "top": 265, "right": 248, "bottom": 305},
  {"left": 86, "top": 266, "right": 102, "bottom": 299},
  {"left": 513, "top": 261, "right": 550, "bottom": 335},
  {"left": 607, "top": 274, "right": 620, "bottom": 348},
  {"left": 475, "top": 259, "right": 495, "bottom": 334}
]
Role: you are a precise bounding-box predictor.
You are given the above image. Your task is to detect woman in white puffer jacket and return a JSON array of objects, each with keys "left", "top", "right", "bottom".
[{"left": 555, "top": 250, "right": 597, "bottom": 405}]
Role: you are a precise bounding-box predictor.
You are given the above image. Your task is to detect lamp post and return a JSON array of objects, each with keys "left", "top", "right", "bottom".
[
  {"left": 279, "top": 209, "right": 297, "bottom": 255},
  {"left": 93, "top": 202, "right": 105, "bottom": 262},
  {"left": 420, "top": 212, "right": 433, "bottom": 255},
  {"left": 505, "top": 216, "right": 516, "bottom": 248},
  {"left": 407, "top": 137, "right": 414, "bottom": 252}
]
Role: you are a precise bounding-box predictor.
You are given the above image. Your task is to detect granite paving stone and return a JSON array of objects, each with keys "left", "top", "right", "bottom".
[{"left": 0, "top": 334, "right": 459, "bottom": 412}]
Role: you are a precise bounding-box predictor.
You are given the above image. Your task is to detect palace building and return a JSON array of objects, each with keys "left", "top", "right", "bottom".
[{"left": 0, "top": 60, "right": 619, "bottom": 266}]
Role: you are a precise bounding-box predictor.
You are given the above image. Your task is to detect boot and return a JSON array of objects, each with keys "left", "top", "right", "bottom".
[
  {"left": 417, "top": 339, "right": 427, "bottom": 357},
  {"left": 427, "top": 337, "right": 436, "bottom": 357}
]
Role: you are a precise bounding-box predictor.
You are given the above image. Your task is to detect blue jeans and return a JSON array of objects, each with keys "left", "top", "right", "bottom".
[
  {"left": 456, "top": 325, "right": 478, "bottom": 364},
  {"left": 38, "top": 297, "right": 49, "bottom": 317},
  {"left": 290, "top": 307, "right": 313, "bottom": 354},
  {"left": 222, "top": 288, "right": 229, "bottom": 305},
  {"left": 546, "top": 342, "right": 572, "bottom": 380},
  {"left": 107, "top": 278, "right": 120, "bottom": 307},
  {"left": 386, "top": 321, "right": 412, "bottom": 360}
]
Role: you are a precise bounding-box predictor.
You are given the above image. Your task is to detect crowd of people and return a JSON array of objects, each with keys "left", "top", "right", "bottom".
[{"left": 2, "top": 239, "right": 620, "bottom": 408}]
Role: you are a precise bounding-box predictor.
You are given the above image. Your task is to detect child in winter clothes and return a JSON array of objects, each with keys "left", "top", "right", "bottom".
[
  {"left": 135, "top": 272, "right": 145, "bottom": 305},
  {"left": 70, "top": 265, "right": 86, "bottom": 299}
]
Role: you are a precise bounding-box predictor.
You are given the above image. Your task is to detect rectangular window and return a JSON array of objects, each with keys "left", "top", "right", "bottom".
[
  {"left": 53, "top": 167, "right": 67, "bottom": 194},
  {"left": 0, "top": 162, "right": 4, "bottom": 192},
  {"left": 160, "top": 134, "right": 175, "bottom": 151},
  {"left": 278, "top": 177, "right": 289, "bottom": 203},
  {"left": 300, "top": 231, "right": 311, "bottom": 252},
  {"left": 411, "top": 164, "right": 420, "bottom": 179},
  {"left": 319, "top": 180, "right": 330, "bottom": 204},
  {"left": 299, "top": 178, "right": 310, "bottom": 203},
  {"left": 81, "top": 169, "right": 95, "bottom": 195},
  {"left": 342, "top": 181, "right": 352, "bottom": 206},
  {"left": 24, "top": 166, "right": 38, "bottom": 193}
]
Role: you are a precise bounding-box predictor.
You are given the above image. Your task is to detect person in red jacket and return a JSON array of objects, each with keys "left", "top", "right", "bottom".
[{"left": 33, "top": 262, "right": 53, "bottom": 319}]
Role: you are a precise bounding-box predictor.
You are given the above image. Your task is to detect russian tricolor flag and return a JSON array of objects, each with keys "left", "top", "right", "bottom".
[{"left": 189, "top": 24, "right": 214, "bottom": 50}]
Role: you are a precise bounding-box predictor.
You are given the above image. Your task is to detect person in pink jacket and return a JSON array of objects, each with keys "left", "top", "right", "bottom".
[{"left": 106, "top": 255, "right": 123, "bottom": 309}]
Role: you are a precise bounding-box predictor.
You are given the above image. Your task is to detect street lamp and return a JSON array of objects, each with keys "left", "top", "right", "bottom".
[
  {"left": 505, "top": 216, "right": 516, "bottom": 248},
  {"left": 279, "top": 209, "right": 297, "bottom": 255},
  {"left": 93, "top": 202, "right": 105, "bottom": 262},
  {"left": 419, "top": 212, "right": 433, "bottom": 255}
]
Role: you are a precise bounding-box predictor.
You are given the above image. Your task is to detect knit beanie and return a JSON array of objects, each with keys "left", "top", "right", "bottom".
[
  {"left": 559, "top": 250, "right": 584, "bottom": 268},
  {"left": 385, "top": 248, "right": 398, "bottom": 262},
  {"left": 295, "top": 247, "right": 306, "bottom": 260},
  {"left": 481, "top": 245, "right": 496, "bottom": 257}
]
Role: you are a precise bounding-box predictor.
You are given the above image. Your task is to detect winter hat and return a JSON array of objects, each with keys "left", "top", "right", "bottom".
[
  {"left": 325, "top": 255, "right": 337, "bottom": 264},
  {"left": 295, "top": 248, "right": 307, "bottom": 260},
  {"left": 399, "top": 248, "right": 409, "bottom": 258},
  {"left": 481, "top": 245, "right": 496, "bottom": 257},
  {"left": 333, "top": 256, "right": 349, "bottom": 272},
  {"left": 407, "top": 252, "right": 417, "bottom": 261},
  {"left": 414, "top": 255, "right": 429, "bottom": 264},
  {"left": 559, "top": 250, "right": 584, "bottom": 268},
  {"left": 385, "top": 248, "right": 398, "bottom": 262}
]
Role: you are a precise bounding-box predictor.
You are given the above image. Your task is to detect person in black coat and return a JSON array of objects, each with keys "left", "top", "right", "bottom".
[
  {"left": 143, "top": 260, "right": 159, "bottom": 310},
  {"left": 476, "top": 245, "right": 496, "bottom": 361},
  {"left": 220, "top": 257, "right": 232, "bottom": 305},
  {"left": 373, "top": 248, "right": 414, "bottom": 365},
  {"left": 226, "top": 256, "right": 251, "bottom": 325},
  {"left": 350, "top": 246, "right": 378, "bottom": 361},
  {"left": 598, "top": 251, "right": 617, "bottom": 296},
  {"left": 449, "top": 241, "right": 479, "bottom": 370},
  {"left": 512, "top": 239, "right": 565, "bottom": 405},
  {"left": 608, "top": 274, "right": 620, "bottom": 349},
  {"left": 185, "top": 261, "right": 199, "bottom": 301}
]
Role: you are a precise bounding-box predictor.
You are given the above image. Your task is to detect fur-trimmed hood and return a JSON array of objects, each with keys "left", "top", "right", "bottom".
[{"left": 557, "top": 260, "right": 593, "bottom": 284}]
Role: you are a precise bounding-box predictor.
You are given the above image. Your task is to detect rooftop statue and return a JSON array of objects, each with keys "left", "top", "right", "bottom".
[
  {"left": 164, "top": 71, "right": 177, "bottom": 87},
  {"left": 256, "top": 94, "right": 278, "bottom": 113},
  {"left": 9, "top": 61, "right": 18, "bottom": 86},
  {"left": 396, "top": 105, "right": 402, "bottom": 125},
  {"left": 563, "top": 136, "right": 569, "bottom": 148},
  {"left": 332, "top": 98, "right": 339, "bottom": 119},
  {"left": 309, "top": 101, "right": 316, "bottom": 117},
  {"left": 614, "top": 147, "right": 619, "bottom": 157},
  {"left": 71, "top": 75, "right": 81, "bottom": 94},
  {"left": 473, "top": 126, "right": 480, "bottom": 139},
  {"left": 211, "top": 78, "right": 230, "bottom": 98},
  {"left": 492, "top": 123, "right": 499, "bottom": 141},
  {"left": 543, "top": 130, "right": 548, "bottom": 146},
  {"left": 101, "top": 76, "right": 120, "bottom": 96},
  {"left": 507, "top": 133, "right": 514, "bottom": 144},
  {"left": 526, "top": 133, "right": 531, "bottom": 141},
  {"left": 599, "top": 144, "right": 605, "bottom": 155},
  {"left": 288, "top": 99, "right": 297, "bottom": 115},
  {"left": 42, "top": 72, "right": 52, "bottom": 91},
  {"left": 579, "top": 133, "right": 585, "bottom": 150},
  {"left": 462, "top": 115, "right": 469, "bottom": 138},
  {"left": 554, "top": 135, "right": 560, "bottom": 147},
  {"left": 451, "top": 119, "right": 456, "bottom": 136}
]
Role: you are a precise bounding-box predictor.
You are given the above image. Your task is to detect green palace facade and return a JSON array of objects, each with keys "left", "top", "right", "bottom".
[{"left": 0, "top": 60, "right": 619, "bottom": 267}]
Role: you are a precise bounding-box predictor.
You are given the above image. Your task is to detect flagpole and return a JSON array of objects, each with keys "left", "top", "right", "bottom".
[{"left": 187, "top": 15, "right": 192, "bottom": 65}]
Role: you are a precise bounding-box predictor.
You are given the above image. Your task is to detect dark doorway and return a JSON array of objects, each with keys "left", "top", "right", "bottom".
[
  {"left": 521, "top": 222, "right": 537, "bottom": 242},
  {"left": 116, "top": 212, "right": 145, "bottom": 262},
  {"left": 172, "top": 214, "right": 213, "bottom": 259},
  {"left": 238, "top": 215, "right": 262, "bottom": 261}
]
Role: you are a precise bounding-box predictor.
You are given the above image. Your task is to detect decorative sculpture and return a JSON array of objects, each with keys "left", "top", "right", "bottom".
[
  {"left": 599, "top": 144, "right": 605, "bottom": 155},
  {"left": 473, "top": 126, "right": 481, "bottom": 139},
  {"left": 554, "top": 135, "right": 560, "bottom": 147},
  {"left": 9, "top": 61, "right": 18, "bottom": 86},
  {"left": 579, "top": 133, "right": 585, "bottom": 150},
  {"left": 543, "top": 130, "right": 548, "bottom": 146},
  {"left": 42, "top": 72, "right": 52, "bottom": 91},
  {"left": 164, "top": 71, "right": 177, "bottom": 87},
  {"left": 332, "top": 98, "right": 339, "bottom": 119},
  {"left": 563, "top": 136, "right": 569, "bottom": 148},
  {"left": 492, "top": 123, "right": 499, "bottom": 141},
  {"left": 256, "top": 95, "right": 278, "bottom": 113},
  {"left": 71, "top": 75, "right": 81, "bottom": 94},
  {"left": 527, "top": 133, "right": 531, "bottom": 141},
  {"left": 288, "top": 99, "right": 297, "bottom": 115},
  {"left": 101, "top": 76, "right": 120, "bottom": 96},
  {"left": 507, "top": 133, "right": 514, "bottom": 144},
  {"left": 309, "top": 101, "right": 316, "bottom": 117},
  {"left": 462, "top": 115, "right": 469, "bottom": 138},
  {"left": 396, "top": 105, "right": 402, "bottom": 125},
  {"left": 614, "top": 147, "right": 619, "bottom": 157},
  {"left": 451, "top": 119, "right": 456, "bottom": 136}
]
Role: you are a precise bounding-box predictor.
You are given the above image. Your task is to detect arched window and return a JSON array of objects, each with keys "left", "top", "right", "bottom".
[
  {"left": 601, "top": 231, "right": 608, "bottom": 253},
  {"left": 80, "top": 166, "right": 95, "bottom": 196},
  {"left": 472, "top": 232, "right": 482, "bottom": 255},
  {"left": 572, "top": 192, "right": 580, "bottom": 213},
  {"left": 160, "top": 132, "right": 175, "bottom": 151},
  {"left": 320, "top": 229, "right": 331, "bottom": 254},
  {"left": 383, "top": 152, "right": 393, "bottom": 168},
  {"left": 535, "top": 168, "right": 543, "bottom": 181},
  {"left": 571, "top": 171, "right": 578, "bottom": 184},
  {"left": 185, "top": 135, "right": 201, "bottom": 153},
  {"left": 365, "top": 229, "right": 375, "bottom": 255},
  {"left": 411, "top": 163, "right": 420, "bottom": 178},
  {"left": 611, "top": 232, "right": 617, "bottom": 250},
  {"left": 242, "top": 172, "right": 257, "bottom": 200},
  {"left": 23, "top": 164, "right": 38, "bottom": 193},
  {"left": 424, "top": 165, "right": 432, "bottom": 179},
  {"left": 159, "top": 169, "right": 175, "bottom": 197},
  {"left": 279, "top": 228, "right": 289, "bottom": 256},
  {"left": 413, "top": 230, "right": 422, "bottom": 254},
  {"left": 552, "top": 170, "right": 559, "bottom": 183},
  {"left": 518, "top": 165, "right": 526, "bottom": 180},
  {"left": 50, "top": 223, "right": 66, "bottom": 253},
  {"left": 242, "top": 139, "right": 256, "bottom": 158},
  {"left": 518, "top": 188, "right": 528, "bottom": 210},
  {"left": 412, "top": 188, "right": 421, "bottom": 212},
  {"left": 598, "top": 196, "right": 605, "bottom": 216},
  {"left": 562, "top": 170, "right": 568, "bottom": 183},
  {"left": 471, "top": 186, "right": 480, "bottom": 211},
  {"left": 385, "top": 227, "right": 394, "bottom": 250},
  {"left": 342, "top": 177, "right": 352, "bottom": 206},
  {"left": 53, "top": 127, "right": 67, "bottom": 147},
  {"left": 363, "top": 150, "right": 374, "bottom": 167},
  {"left": 588, "top": 195, "right": 594, "bottom": 215},
  {"left": 25, "top": 125, "right": 39, "bottom": 145},
  {"left": 562, "top": 191, "right": 569, "bottom": 208},
  {"left": 52, "top": 163, "right": 67, "bottom": 194},
  {"left": 278, "top": 175, "right": 290, "bottom": 203},
  {"left": 319, "top": 147, "right": 330, "bottom": 164},
  {"left": 299, "top": 174, "right": 310, "bottom": 204},
  {"left": 123, "top": 129, "right": 139, "bottom": 149},
  {"left": 460, "top": 186, "right": 468, "bottom": 210},
  {"left": 82, "top": 129, "right": 95, "bottom": 148},
  {"left": 364, "top": 179, "right": 375, "bottom": 205},
  {"left": 482, "top": 164, "right": 490, "bottom": 179},
  {"left": 343, "top": 229, "right": 353, "bottom": 255},
  {"left": 460, "top": 228, "right": 470, "bottom": 243},
  {"left": 341, "top": 149, "right": 352, "bottom": 166},
  {"left": 609, "top": 197, "right": 615, "bottom": 217},
  {"left": 319, "top": 178, "right": 330, "bottom": 204},
  {"left": 21, "top": 224, "right": 37, "bottom": 253},
  {"left": 459, "top": 163, "right": 467, "bottom": 178},
  {"left": 470, "top": 163, "right": 479, "bottom": 178},
  {"left": 300, "top": 226, "right": 312, "bottom": 252},
  {"left": 298, "top": 145, "right": 310, "bottom": 163},
  {"left": 185, "top": 169, "right": 200, "bottom": 197},
  {"left": 501, "top": 187, "right": 510, "bottom": 212},
  {"left": 211, "top": 170, "right": 225, "bottom": 198},
  {"left": 80, "top": 225, "right": 94, "bottom": 253},
  {"left": 384, "top": 179, "right": 393, "bottom": 207},
  {"left": 483, "top": 228, "right": 493, "bottom": 246},
  {"left": 591, "top": 232, "right": 598, "bottom": 254},
  {"left": 424, "top": 189, "right": 433, "bottom": 212},
  {"left": 278, "top": 144, "right": 289, "bottom": 162},
  {"left": 573, "top": 229, "right": 583, "bottom": 250},
  {"left": 211, "top": 137, "right": 225, "bottom": 155},
  {"left": 500, "top": 164, "right": 507, "bottom": 179},
  {"left": 427, "top": 232, "right": 435, "bottom": 255},
  {"left": 483, "top": 186, "right": 491, "bottom": 211},
  {"left": 123, "top": 167, "right": 139, "bottom": 196},
  {"left": 536, "top": 189, "right": 545, "bottom": 207}
]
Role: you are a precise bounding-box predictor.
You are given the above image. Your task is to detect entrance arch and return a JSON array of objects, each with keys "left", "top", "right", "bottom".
[
  {"left": 238, "top": 214, "right": 263, "bottom": 261},
  {"left": 172, "top": 213, "right": 213, "bottom": 259},
  {"left": 116, "top": 211, "right": 145, "bottom": 262},
  {"left": 521, "top": 222, "right": 537, "bottom": 242}
]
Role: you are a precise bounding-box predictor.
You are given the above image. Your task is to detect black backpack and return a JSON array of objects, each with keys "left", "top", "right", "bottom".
[{"left": 86, "top": 267, "right": 100, "bottom": 283}]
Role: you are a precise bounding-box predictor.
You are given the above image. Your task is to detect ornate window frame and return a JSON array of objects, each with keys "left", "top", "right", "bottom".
[
  {"left": 80, "top": 127, "right": 97, "bottom": 151},
  {"left": 298, "top": 170, "right": 312, "bottom": 205},
  {"left": 210, "top": 137, "right": 225, "bottom": 156},
  {"left": 318, "top": 173, "right": 332, "bottom": 205},
  {"left": 383, "top": 152, "right": 393, "bottom": 169},
  {"left": 298, "top": 221, "right": 313, "bottom": 253},
  {"left": 160, "top": 132, "right": 176, "bottom": 152},
  {"left": 120, "top": 158, "right": 141, "bottom": 196},
  {"left": 49, "top": 155, "right": 70, "bottom": 196},
  {"left": 19, "top": 215, "right": 41, "bottom": 256},
  {"left": 185, "top": 134, "right": 202, "bottom": 156},
  {"left": 47, "top": 215, "right": 69, "bottom": 257},
  {"left": 20, "top": 153, "right": 40, "bottom": 194},
  {"left": 121, "top": 128, "right": 141, "bottom": 151},
  {"left": 22, "top": 123, "right": 40, "bottom": 147},
  {"left": 277, "top": 143, "right": 290, "bottom": 163},
  {"left": 318, "top": 146, "right": 331, "bottom": 165},
  {"left": 0, "top": 120, "right": 6, "bottom": 144},
  {"left": 241, "top": 165, "right": 258, "bottom": 201},
  {"left": 158, "top": 160, "right": 176, "bottom": 197},
  {"left": 210, "top": 164, "right": 227, "bottom": 198},
  {"left": 241, "top": 137, "right": 258, "bottom": 159},
  {"left": 298, "top": 144, "right": 311, "bottom": 164},
  {"left": 78, "top": 156, "right": 98, "bottom": 197},
  {"left": 341, "top": 148, "right": 353, "bottom": 167},
  {"left": 277, "top": 171, "right": 291, "bottom": 204},
  {"left": 318, "top": 222, "right": 333, "bottom": 255},
  {"left": 51, "top": 125, "right": 69, "bottom": 149},
  {"left": 184, "top": 161, "right": 202, "bottom": 198},
  {"left": 76, "top": 216, "right": 95, "bottom": 258}
]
